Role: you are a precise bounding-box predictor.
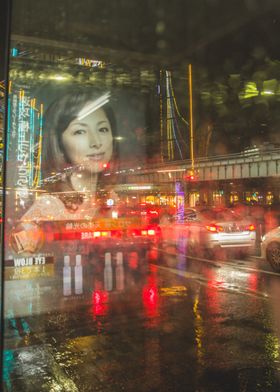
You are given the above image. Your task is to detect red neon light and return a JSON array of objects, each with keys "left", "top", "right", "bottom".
[{"left": 92, "top": 290, "right": 108, "bottom": 317}]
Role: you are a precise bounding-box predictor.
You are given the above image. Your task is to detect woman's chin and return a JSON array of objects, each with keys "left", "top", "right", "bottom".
[
  {"left": 84, "top": 164, "right": 106, "bottom": 174},
  {"left": 73, "top": 160, "right": 109, "bottom": 175}
]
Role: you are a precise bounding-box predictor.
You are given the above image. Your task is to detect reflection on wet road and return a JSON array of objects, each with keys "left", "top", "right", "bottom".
[{"left": 3, "top": 245, "right": 280, "bottom": 391}]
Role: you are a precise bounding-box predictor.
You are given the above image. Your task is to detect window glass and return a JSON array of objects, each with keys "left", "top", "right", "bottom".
[{"left": 2, "top": 1, "right": 280, "bottom": 390}]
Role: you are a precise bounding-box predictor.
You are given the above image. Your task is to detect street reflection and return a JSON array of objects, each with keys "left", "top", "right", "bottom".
[
  {"left": 104, "top": 252, "right": 113, "bottom": 291},
  {"left": 115, "top": 252, "right": 125, "bottom": 291},
  {"left": 142, "top": 266, "right": 160, "bottom": 328},
  {"left": 4, "top": 245, "right": 280, "bottom": 391},
  {"left": 128, "top": 251, "right": 139, "bottom": 270},
  {"left": 92, "top": 289, "right": 109, "bottom": 319},
  {"left": 63, "top": 255, "right": 71, "bottom": 296}
]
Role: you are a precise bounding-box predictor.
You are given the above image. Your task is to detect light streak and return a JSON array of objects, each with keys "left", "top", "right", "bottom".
[
  {"left": 165, "top": 71, "right": 184, "bottom": 160},
  {"left": 29, "top": 98, "right": 35, "bottom": 186},
  {"left": 33, "top": 104, "right": 43, "bottom": 187},
  {"left": 188, "top": 64, "right": 195, "bottom": 172},
  {"left": 6, "top": 82, "right": 11, "bottom": 160},
  {"left": 77, "top": 92, "right": 110, "bottom": 120},
  {"left": 159, "top": 70, "right": 164, "bottom": 162}
]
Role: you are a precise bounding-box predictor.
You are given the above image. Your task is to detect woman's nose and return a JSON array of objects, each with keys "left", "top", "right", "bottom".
[{"left": 89, "top": 131, "right": 102, "bottom": 148}]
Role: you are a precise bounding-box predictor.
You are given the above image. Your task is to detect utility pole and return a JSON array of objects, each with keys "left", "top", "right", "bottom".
[{"left": 188, "top": 64, "right": 194, "bottom": 174}]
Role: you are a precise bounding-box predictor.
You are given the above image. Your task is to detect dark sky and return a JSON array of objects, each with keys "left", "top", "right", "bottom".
[
  {"left": 2, "top": 0, "right": 280, "bottom": 77},
  {"left": 2, "top": 0, "right": 280, "bottom": 158},
  {"left": 9, "top": 0, "right": 280, "bottom": 71}
]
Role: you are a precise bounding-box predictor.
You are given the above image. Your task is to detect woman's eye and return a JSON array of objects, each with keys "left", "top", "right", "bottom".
[
  {"left": 99, "top": 127, "right": 109, "bottom": 133},
  {"left": 73, "top": 129, "right": 86, "bottom": 135}
]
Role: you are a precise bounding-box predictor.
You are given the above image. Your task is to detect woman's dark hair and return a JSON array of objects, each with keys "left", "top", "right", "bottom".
[{"left": 41, "top": 89, "right": 117, "bottom": 181}]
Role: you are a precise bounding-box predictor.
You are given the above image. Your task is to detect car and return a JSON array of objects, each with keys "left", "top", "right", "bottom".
[
  {"left": 261, "top": 226, "right": 280, "bottom": 272},
  {"left": 160, "top": 207, "right": 257, "bottom": 259},
  {"left": 9, "top": 204, "right": 162, "bottom": 257},
  {"left": 243, "top": 142, "right": 280, "bottom": 157},
  {"left": 118, "top": 203, "right": 175, "bottom": 223}
]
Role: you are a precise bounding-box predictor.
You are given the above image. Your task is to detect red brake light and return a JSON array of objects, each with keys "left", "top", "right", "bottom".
[
  {"left": 205, "top": 224, "right": 224, "bottom": 233},
  {"left": 111, "top": 230, "right": 122, "bottom": 237}
]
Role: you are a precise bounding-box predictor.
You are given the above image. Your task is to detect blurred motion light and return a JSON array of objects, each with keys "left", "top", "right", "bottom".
[
  {"left": 262, "top": 90, "right": 274, "bottom": 95},
  {"left": 49, "top": 74, "right": 71, "bottom": 81},
  {"left": 106, "top": 198, "right": 114, "bottom": 206},
  {"left": 11, "top": 48, "right": 19, "bottom": 57}
]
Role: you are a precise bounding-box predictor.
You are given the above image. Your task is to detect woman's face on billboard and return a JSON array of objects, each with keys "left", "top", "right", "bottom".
[{"left": 61, "top": 107, "right": 113, "bottom": 173}]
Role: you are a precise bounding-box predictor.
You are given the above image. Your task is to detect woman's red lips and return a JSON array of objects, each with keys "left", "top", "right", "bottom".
[{"left": 86, "top": 153, "right": 105, "bottom": 160}]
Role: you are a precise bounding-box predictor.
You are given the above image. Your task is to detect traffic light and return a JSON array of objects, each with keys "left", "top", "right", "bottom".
[{"left": 184, "top": 169, "right": 199, "bottom": 182}]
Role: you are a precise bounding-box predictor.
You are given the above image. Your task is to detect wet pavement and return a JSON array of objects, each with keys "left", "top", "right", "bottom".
[{"left": 3, "top": 245, "right": 280, "bottom": 391}]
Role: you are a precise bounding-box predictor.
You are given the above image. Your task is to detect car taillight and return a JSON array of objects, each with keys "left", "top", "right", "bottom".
[
  {"left": 205, "top": 224, "right": 224, "bottom": 233},
  {"left": 93, "top": 231, "right": 111, "bottom": 237},
  {"left": 246, "top": 224, "right": 256, "bottom": 231},
  {"left": 128, "top": 228, "right": 157, "bottom": 237},
  {"left": 140, "top": 229, "right": 156, "bottom": 236}
]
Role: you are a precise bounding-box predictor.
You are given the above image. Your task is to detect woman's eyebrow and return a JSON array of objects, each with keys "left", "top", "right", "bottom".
[
  {"left": 71, "top": 120, "right": 108, "bottom": 126},
  {"left": 97, "top": 120, "right": 109, "bottom": 125},
  {"left": 71, "top": 121, "right": 87, "bottom": 126}
]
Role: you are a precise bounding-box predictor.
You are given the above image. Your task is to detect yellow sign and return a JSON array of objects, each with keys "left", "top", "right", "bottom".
[
  {"left": 5, "top": 264, "right": 54, "bottom": 281},
  {"left": 63, "top": 217, "right": 142, "bottom": 231}
]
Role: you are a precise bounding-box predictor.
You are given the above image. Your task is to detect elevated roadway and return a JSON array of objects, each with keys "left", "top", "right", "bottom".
[{"left": 121, "top": 148, "right": 280, "bottom": 184}]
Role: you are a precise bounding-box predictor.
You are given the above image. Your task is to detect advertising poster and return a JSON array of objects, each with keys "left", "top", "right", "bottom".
[{"left": 5, "top": 73, "right": 150, "bottom": 258}]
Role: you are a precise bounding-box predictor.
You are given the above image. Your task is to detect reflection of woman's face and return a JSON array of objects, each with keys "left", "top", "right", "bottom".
[{"left": 61, "top": 107, "right": 113, "bottom": 173}]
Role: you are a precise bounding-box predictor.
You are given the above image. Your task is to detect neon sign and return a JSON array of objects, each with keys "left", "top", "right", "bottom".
[{"left": 76, "top": 58, "right": 105, "bottom": 68}]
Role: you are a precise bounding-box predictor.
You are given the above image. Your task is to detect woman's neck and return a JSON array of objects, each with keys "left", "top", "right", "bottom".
[{"left": 70, "top": 171, "right": 99, "bottom": 193}]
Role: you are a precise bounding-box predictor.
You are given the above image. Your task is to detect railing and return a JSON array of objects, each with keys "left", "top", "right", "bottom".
[{"left": 120, "top": 148, "right": 280, "bottom": 175}]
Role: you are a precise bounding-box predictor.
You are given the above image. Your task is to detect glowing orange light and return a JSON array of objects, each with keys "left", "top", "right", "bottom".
[
  {"left": 246, "top": 224, "right": 256, "bottom": 231},
  {"left": 205, "top": 224, "right": 224, "bottom": 233}
]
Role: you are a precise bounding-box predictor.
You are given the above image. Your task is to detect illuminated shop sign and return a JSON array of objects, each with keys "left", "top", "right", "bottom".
[
  {"left": 76, "top": 57, "right": 105, "bottom": 68},
  {"left": 128, "top": 185, "right": 153, "bottom": 190},
  {"left": 8, "top": 84, "right": 43, "bottom": 203},
  {"left": 6, "top": 255, "right": 54, "bottom": 267},
  {"left": 115, "top": 184, "right": 157, "bottom": 192},
  {"left": 175, "top": 181, "right": 184, "bottom": 223},
  {"left": 5, "top": 264, "right": 54, "bottom": 281}
]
